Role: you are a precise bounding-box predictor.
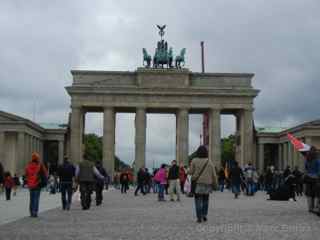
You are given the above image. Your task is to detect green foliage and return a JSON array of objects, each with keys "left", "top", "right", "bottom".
[
  {"left": 221, "top": 135, "right": 235, "bottom": 166},
  {"left": 84, "top": 134, "right": 102, "bottom": 162},
  {"left": 188, "top": 135, "right": 235, "bottom": 167},
  {"left": 84, "top": 134, "right": 129, "bottom": 171}
]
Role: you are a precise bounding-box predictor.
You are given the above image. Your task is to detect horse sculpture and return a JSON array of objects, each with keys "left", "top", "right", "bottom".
[
  {"left": 175, "top": 48, "right": 186, "bottom": 69},
  {"left": 142, "top": 48, "right": 152, "bottom": 68},
  {"left": 153, "top": 41, "right": 173, "bottom": 68}
]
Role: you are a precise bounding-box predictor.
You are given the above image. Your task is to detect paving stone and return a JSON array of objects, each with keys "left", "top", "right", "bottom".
[{"left": 0, "top": 190, "right": 319, "bottom": 239}]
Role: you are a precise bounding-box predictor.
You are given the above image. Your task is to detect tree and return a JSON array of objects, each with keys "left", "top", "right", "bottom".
[
  {"left": 188, "top": 135, "right": 235, "bottom": 167},
  {"left": 84, "top": 134, "right": 129, "bottom": 171},
  {"left": 221, "top": 135, "right": 235, "bottom": 167}
]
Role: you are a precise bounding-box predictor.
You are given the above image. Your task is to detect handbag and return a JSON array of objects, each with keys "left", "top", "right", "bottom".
[{"left": 190, "top": 160, "right": 209, "bottom": 194}]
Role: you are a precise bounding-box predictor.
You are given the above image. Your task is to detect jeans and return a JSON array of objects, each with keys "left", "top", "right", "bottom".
[
  {"left": 121, "top": 183, "right": 128, "bottom": 193},
  {"left": 80, "top": 182, "right": 93, "bottom": 210},
  {"left": 95, "top": 184, "right": 103, "bottom": 205},
  {"left": 60, "top": 182, "right": 73, "bottom": 210},
  {"left": 232, "top": 184, "right": 240, "bottom": 194},
  {"left": 158, "top": 184, "right": 165, "bottom": 200},
  {"left": 134, "top": 183, "right": 145, "bottom": 195},
  {"left": 194, "top": 194, "right": 209, "bottom": 219},
  {"left": 5, "top": 187, "right": 11, "bottom": 200},
  {"left": 247, "top": 180, "right": 254, "bottom": 195},
  {"left": 29, "top": 188, "right": 41, "bottom": 216},
  {"left": 219, "top": 180, "right": 224, "bottom": 192}
]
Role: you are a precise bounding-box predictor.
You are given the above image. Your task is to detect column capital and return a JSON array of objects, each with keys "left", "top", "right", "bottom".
[
  {"left": 210, "top": 107, "right": 221, "bottom": 112},
  {"left": 136, "top": 107, "right": 146, "bottom": 112},
  {"left": 243, "top": 107, "right": 255, "bottom": 112}
]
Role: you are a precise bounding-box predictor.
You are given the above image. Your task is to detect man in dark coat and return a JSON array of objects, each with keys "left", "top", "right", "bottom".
[
  {"left": 134, "top": 168, "right": 146, "bottom": 196},
  {"left": 229, "top": 161, "right": 243, "bottom": 198},
  {"left": 168, "top": 160, "right": 180, "bottom": 201},
  {"left": 76, "top": 156, "right": 105, "bottom": 210},
  {"left": 120, "top": 171, "right": 129, "bottom": 194},
  {"left": 57, "top": 157, "right": 75, "bottom": 210}
]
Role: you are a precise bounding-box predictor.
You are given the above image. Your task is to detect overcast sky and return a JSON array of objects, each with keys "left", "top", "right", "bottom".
[{"left": 1, "top": 1, "right": 320, "bottom": 167}]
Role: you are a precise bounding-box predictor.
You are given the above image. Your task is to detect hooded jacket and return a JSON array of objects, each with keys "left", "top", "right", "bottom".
[{"left": 25, "top": 159, "right": 48, "bottom": 189}]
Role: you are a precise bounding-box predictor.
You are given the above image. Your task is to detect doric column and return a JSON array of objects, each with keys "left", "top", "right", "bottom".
[
  {"left": 135, "top": 108, "right": 146, "bottom": 171},
  {"left": 278, "top": 144, "right": 283, "bottom": 170},
  {"left": 288, "top": 141, "right": 293, "bottom": 167},
  {"left": 24, "top": 134, "right": 29, "bottom": 164},
  {"left": 37, "top": 138, "right": 40, "bottom": 154},
  {"left": 0, "top": 131, "right": 5, "bottom": 169},
  {"left": 176, "top": 108, "right": 189, "bottom": 166},
  {"left": 39, "top": 140, "right": 44, "bottom": 162},
  {"left": 103, "top": 107, "right": 115, "bottom": 178},
  {"left": 258, "top": 143, "right": 264, "bottom": 171},
  {"left": 29, "top": 135, "right": 33, "bottom": 157},
  {"left": 70, "top": 107, "right": 83, "bottom": 163},
  {"left": 209, "top": 108, "right": 221, "bottom": 168},
  {"left": 58, "top": 140, "right": 64, "bottom": 165},
  {"left": 32, "top": 136, "right": 36, "bottom": 153},
  {"left": 283, "top": 143, "right": 288, "bottom": 168},
  {"left": 17, "top": 132, "right": 25, "bottom": 174},
  {"left": 242, "top": 109, "right": 254, "bottom": 166}
]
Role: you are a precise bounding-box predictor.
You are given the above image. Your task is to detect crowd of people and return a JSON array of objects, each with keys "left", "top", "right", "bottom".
[{"left": 1, "top": 144, "right": 320, "bottom": 221}]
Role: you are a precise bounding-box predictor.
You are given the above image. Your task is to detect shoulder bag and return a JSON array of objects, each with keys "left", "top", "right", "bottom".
[{"left": 190, "top": 160, "right": 209, "bottom": 194}]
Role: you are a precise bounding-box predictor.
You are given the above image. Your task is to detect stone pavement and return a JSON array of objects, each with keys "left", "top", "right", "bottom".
[
  {"left": 0, "top": 188, "right": 60, "bottom": 225},
  {"left": 0, "top": 189, "right": 320, "bottom": 240}
]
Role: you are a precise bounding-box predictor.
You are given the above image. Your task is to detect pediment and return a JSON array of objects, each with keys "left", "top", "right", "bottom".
[{"left": 0, "top": 111, "right": 28, "bottom": 122}]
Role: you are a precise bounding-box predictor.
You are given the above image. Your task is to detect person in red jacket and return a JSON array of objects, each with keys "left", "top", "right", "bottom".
[
  {"left": 4, "top": 171, "right": 14, "bottom": 200},
  {"left": 25, "top": 152, "right": 48, "bottom": 217}
]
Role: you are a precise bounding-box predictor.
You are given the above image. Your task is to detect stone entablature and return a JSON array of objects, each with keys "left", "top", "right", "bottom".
[
  {"left": 66, "top": 68, "right": 259, "bottom": 176},
  {"left": 71, "top": 68, "right": 255, "bottom": 89},
  {"left": 67, "top": 69, "right": 258, "bottom": 113}
]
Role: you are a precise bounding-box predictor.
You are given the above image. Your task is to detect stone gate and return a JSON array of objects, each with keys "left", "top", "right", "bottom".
[{"left": 66, "top": 68, "right": 259, "bottom": 176}]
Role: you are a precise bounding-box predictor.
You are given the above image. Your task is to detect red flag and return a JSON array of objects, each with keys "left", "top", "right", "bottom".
[{"left": 287, "top": 133, "right": 310, "bottom": 152}]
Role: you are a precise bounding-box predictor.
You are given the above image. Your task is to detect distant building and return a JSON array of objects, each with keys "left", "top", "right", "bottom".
[
  {"left": 0, "top": 111, "right": 67, "bottom": 175},
  {"left": 256, "top": 120, "right": 320, "bottom": 171}
]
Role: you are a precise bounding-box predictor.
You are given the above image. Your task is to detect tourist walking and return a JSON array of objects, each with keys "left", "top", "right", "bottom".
[
  {"left": 95, "top": 161, "right": 107, "bottom": 206},
  {"left": 120, "top": 171, "right": 129, "bottom": 194},
  {"left": 25, "top": 152, "right": 48, "bottom": 217},
  {"left": 57, "top": 157, "right": 75, "bottom": 210},
  {"left": 283, "top": 166, "right": 292, "bottom": 179},
  {"left": 265, "top": 166, "right": 274, "bottom": 193},
  {"left": 12, "top": 174, "right": 20, "bottom": 196},
  {"left": 168, "top": 160, "right": 181, "bottom": 201},
  {"left": 217, "top": 167, "right": 225, "bottom": 192},
  {"left": 4, "top": 171, "right": 14, "bottom": 200},
  {"left": 154, "top": 164, "right": 167, "bottom": 201},
  {"left": 179, "top": 164, "right": 187, "bottom": 194},
  {"left": 303, "top": 146, "right": 320, "bottom": 214},
  {"left": 229, "top": 161, "right": 243, "bottom": 199},
  {"left": 134, "top": 168, "right": 146, "bottom": 196},
  {"left": 190, "top": 145, "right": 217, "bottom": 223},
  {"left": 244, "top": 163, "right": 255, "bottom": 196},
  {"left": 292, "top": 166, "right": 303, "bottom": 196},
  {"left": 75, "top": 155, "right": 105, "bottom": 210}
]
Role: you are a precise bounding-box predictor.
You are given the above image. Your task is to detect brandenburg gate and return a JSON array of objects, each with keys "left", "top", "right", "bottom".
[{"left": 65, "top": 26, "right": 259, "bottom": 176}]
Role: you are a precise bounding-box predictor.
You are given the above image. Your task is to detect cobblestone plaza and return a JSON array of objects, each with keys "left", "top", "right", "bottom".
[{"left": 1, "top": 190, "right": 319, "bottom": 239}]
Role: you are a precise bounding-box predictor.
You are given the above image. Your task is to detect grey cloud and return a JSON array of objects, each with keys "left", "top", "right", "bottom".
[{"left": 1, "top": 0, "right": 319, "bottom": 165}]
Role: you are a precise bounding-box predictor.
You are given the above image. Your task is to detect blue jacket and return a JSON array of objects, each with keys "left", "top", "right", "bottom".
[{"left": 305, "top": 158, "right": 320, "bottom": 177}]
